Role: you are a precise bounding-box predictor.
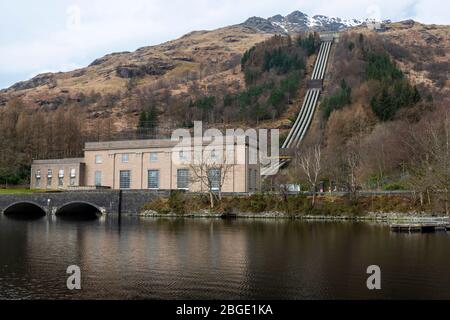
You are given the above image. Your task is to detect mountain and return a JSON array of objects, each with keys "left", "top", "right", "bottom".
[
  {"left": 244, "top": 10, "right": 362, "bottom": 33},
  {"left": 0, "top": 11, "right": 448, "bottom": 133}
]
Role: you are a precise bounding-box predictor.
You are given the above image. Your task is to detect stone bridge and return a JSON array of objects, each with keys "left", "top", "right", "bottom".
[{"left": 0, "top": 190, "right": 170, "bottom": 219}]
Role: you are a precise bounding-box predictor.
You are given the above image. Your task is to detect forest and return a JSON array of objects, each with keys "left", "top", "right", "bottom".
[{"left": 284, "top": 32, "right": 448, "bottom": 214}]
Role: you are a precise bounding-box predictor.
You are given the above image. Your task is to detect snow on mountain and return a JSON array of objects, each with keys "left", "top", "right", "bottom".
[{"left": 244, "top": 10, "right": 362, "bottom": 34}]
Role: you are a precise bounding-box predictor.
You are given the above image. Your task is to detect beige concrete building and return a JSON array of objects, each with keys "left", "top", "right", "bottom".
[
  {"left": 31, "top": 137, "right": 261, "bottom": 193},
  {"left": 31, "top": 158, "right": 85, "bottom": 190}
]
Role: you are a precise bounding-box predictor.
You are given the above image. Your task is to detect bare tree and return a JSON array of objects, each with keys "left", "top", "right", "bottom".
[
  {"left": 297, "top": 144, "right": 322, "bottom": 206},
  {"left": 189, "top": 149, "right": 233, "bottom": 209},
  {"left": 346, "top": 149, "right": 361, "bottom": 201},
  {"left": 406, "top": 107, "right": 450, "bottom": 214}
]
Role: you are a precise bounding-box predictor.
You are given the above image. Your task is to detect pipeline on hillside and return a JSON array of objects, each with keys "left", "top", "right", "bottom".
[{"left": 261, "top": 39, "right": 333, "bottom": 177}]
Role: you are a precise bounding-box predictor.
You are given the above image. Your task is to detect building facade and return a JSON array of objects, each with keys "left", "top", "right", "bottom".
[
  {"left": 31, "top": 137, "right": 261, "bottom": 193},
  {"left": 31, "top": 158, "right": 85, "bottom": 190}
]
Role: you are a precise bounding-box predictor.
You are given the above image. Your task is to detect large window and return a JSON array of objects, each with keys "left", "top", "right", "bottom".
[
  {"left": 120, "top": 170, "right": 131, "bottom": 189},
  {"left": 95, "top": 171, "right": 102, "bottom": 186},
  {"left": 150, "top": 152, "right": 158, "bottom": 162},
  {"left": 208, "top": 168, "right": 221, "bottom": 191},
  {"left": 177, "top": 169, "right": 189, "bottom": 189},
  {"left": 148, "top": 170, "right": 160, "bottom": 189}
]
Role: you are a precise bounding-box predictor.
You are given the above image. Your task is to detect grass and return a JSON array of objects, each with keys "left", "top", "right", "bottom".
[
  {"left": 142, "top": 193, "right": 443, "bottom": 216},
  {"left": 0, "top": 188, "right": 40, "bottom": 195}
]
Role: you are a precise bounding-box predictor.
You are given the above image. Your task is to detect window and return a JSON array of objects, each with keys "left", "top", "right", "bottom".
[
  {"left": 179, "top": 150, "right": 187, "bottom": 161},
  {"left": 122, "top": 154, "right": 129, "bottom": 163},
  {"left": 177, "top": 169, "right": 189, "bottom": 189},
  {"left": 211, "top": 149, "right": 218, "bottom": 161},
  {"left": 119, "top": 170, "right": 131, "bottom": 189},
  {"left": 58, "top": 169, "right": 64, "bottom": 187},
  {"left": 208, "top": 168, "right": 221, "bottom": 191},
  {"left": 69, "top": 169, "right": 77, "bottom": 186},
  {"left": 150, "top": 152, "right": 158, "bottom": 162},
  {"left": 35, "top": 169, "right": 41, "bottom": 188},
  {"left": 95, "top": 171, "right": 102, "bottom": 186},
  {"left": 95, "top": 155, "right": 102, "bottom": 164},
  {"left": 47, "top": 169, "right": 53, "bottom": 187},
  {"left": 148, "top": 170, "right": 160, "bottom": 189}
]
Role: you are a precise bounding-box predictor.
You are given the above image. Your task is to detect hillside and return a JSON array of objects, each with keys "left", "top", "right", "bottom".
[{"left": 0, "top": 24, "right": 271, "bottom": 131}]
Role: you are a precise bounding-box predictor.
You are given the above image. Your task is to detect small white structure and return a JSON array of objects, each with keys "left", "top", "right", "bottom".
[{"left": 366, "top": 20, "right": 385, "bottom": 31}]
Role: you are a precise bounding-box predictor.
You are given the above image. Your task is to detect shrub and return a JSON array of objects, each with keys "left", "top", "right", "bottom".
[
  {"left": 168, "top": 191, "right": 188, "bottom": 215},
  {"left": 383, "top": 182, "right": 406, "bottom": 191}
]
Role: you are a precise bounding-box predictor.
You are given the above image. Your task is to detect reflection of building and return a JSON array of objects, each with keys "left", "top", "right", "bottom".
[{"left": 31, "top": 137, "right": 261, "bottom": 193}]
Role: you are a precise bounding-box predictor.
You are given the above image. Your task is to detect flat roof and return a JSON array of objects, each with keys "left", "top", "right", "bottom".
[
  {"left": 84, "top": 136, "right": 255, "bottom": 151},
  {"left": 32, "top": 158, "right": 85, "bottom": 165}
]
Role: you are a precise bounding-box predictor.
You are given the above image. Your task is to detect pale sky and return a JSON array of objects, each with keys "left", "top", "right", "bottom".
[{"left": 0, "top": 0, "right": 448, "bottom": 89}]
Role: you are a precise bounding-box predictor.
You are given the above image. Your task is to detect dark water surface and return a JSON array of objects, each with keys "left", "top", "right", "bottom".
[{"left": 1, "top": 214, "right": 450, "bottom": 300}]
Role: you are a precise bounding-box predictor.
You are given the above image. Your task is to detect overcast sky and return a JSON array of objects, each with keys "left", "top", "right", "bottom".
[{"left": 0, "top": 0, "right": 448, "bottom": 89}]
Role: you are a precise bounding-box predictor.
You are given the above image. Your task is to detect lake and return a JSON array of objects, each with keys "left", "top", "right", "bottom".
[{"left": 1, "top": 215, "right": 450, "bottom": 299}]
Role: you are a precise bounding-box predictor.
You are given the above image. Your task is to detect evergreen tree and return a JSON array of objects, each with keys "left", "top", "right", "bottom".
[{"left": 138, "top": 110, "right": 147, "bottom": 128}]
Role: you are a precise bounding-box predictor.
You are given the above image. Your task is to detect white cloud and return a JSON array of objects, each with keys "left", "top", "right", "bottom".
[{"left": 0, "top": 0, "right": 448, "bottom": 89}]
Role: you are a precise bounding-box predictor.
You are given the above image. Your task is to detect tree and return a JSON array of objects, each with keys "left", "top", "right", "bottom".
[
  {"left": 189, "top": 149, "right": 233, "bottom": 209},
  {"left": 138, "top": 110, "right": 147, "bottom": 128},
  {"left": 296, "top": 144, "right": 322, "bottom": 206},
  {"left": 346, "top": 149, "right": 361, "bottom": 201},
  {"left": 406, "top": 107, "right": 450, "bottom": 214}
]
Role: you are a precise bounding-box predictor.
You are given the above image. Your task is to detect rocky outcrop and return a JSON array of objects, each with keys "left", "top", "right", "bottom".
[
  {"left": 8, "top": 73, "right": 57, "bottom": 91},
  {"left": 242, "top": 17, "right": 285, "bottom": 33},
  {"left": 115, "top": 60, "right": 175, "bottom": 78}
]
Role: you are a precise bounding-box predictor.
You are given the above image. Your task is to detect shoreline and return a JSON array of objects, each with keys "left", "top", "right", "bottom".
[{"left": 137, "top": 210, "right": 450, "bottom": 223}]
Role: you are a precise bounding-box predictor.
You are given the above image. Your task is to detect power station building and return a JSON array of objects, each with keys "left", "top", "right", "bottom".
[{"left": 30, "top": 137, "right": 261, "bottom": 193}]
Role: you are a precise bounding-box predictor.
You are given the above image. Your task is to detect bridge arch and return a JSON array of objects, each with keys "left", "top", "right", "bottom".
[
  {"left": 55, "top": 201, "right": 102, "bottom": 220},
  {"left": 2, "top": 201, "right": 47, "bottom": 220}
]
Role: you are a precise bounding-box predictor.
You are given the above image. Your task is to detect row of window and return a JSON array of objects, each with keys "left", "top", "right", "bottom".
[
  {"left": 95, "top": 152, "right": 159, "bottom": 164},
  {"left": 93, "top": 168, "right": 220, "bottom": 190},
  {"left": 94, "top": 150, "right": 221, "bottom": 165},
  {"left": 34, "top": 168, "right": 77, "bottom": 188}
]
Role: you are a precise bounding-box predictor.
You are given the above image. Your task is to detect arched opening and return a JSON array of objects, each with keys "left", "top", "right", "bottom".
[
  {"left": 56, "top": 202, "right": 102, "bottom": 220},
  {"left": 3, "top": 202, "right": 46, "bottom": 220}
]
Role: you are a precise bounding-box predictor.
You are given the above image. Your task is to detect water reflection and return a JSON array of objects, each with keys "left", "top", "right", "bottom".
[{"left": 1, "top": 215, "right": 450, "bottom": 299}]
